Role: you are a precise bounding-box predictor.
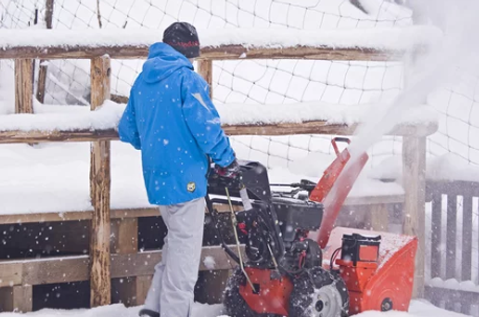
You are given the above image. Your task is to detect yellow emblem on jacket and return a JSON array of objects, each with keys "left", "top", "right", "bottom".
[{"left": 187, "top": 182, "right": 196, "bottom": 192}]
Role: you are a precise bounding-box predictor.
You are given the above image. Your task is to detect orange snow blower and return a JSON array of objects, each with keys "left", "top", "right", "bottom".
[{"left": 207, "top": 137, "right": 417, "bottom": 317}]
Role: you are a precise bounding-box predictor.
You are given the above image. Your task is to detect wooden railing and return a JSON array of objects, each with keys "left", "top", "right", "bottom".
[
  {"left": 425, "top": 180, "right": 479, "bottom": 316},
  {"left": 0, "top": 28, "right": 437, "bottom": 311}
]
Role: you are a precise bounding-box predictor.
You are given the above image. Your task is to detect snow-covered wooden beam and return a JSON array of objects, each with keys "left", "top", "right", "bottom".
[
  {"left": 0, "top": 26, "right": 441, "bottom": 61},
  {"left": 0, "top": 101, "right": 439, "bottom": 144},
  {"left": 0, "top": 45, "right": 402, "bottom": 61},
  {"left": 0, "top": 121, "right": 438, "bottom": 145}
]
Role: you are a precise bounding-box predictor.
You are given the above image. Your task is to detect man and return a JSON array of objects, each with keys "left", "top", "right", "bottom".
[{"left": 118, "top": 22, "right": 239, "bottom": 317}]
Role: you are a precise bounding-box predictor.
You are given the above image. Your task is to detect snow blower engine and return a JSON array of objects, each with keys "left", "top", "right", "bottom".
[{"left": 207, "top": 137, "right": 418, "bottom": 317}]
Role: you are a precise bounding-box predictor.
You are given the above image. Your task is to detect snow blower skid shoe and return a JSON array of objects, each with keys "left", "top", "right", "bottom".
[{"left": 207, "top": 137, "right": 417, "bottom": 317}]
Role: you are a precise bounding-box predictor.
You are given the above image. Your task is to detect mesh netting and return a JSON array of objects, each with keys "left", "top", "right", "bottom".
[
  {"left": 427, "top": 71, "right": 479, "bottom": 165},
  {"left": 0, "top": 0, "right": 477, "bottom": 170},
  {"left": 0, "top": 0, "right": 412, "bottom": 170}
]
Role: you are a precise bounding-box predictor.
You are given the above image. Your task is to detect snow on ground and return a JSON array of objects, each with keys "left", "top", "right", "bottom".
[
  {"left": 0, "top": 300, "right": 470, "bottom": 317},
  {"left": 0, "top": 302, "right": 223, "bottom": 317}
]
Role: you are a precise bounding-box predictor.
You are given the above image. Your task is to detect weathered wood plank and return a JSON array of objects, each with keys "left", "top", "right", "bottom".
[
  {"left": 0, "top": 262, "right": 22, "bottom": 288},
  {"left": 0, "top": 245, "right": 243, "bottom": 287},
  {"left": 402, "top": 136, "right": 426, "bottom": 298},
  {"left": 197, "top": 59, "right": 213, "bottom": 98},
  {"left": 0, "top": 208, "right": 158, "bottom": 225},
  {"left": 0, "top": 129, "right": 119, "bottom": 144},
  {"left": 430, "top": 191, "right": 442, "bottom": 278},
  {"left": 35, "top": 0, "right": 55, "bottom": 103},
  {"left": 0, "top": 285, "right": 33, "bottom": 313},
  {"left": 426, "top": 181, "right": 479, "bottom": 198},
  {"left": 445, "top": 195, "right": 457, "bottom": 280},
  {"left": 0, "top": 45, "right": 409, "bottom": 61},
  {"left": 370, "top": 203, "right": 389, "bottom": 231},
  {"left": 0, "top": 287, "right": 14, "bottom": 312},
  {"left": 110, "top": 218, "right": 138, "bottom": 255},
  {"left": 444, "top": 194, "right": 457, "bottom": 312},
  {"left": 110, "top": 218, "right": 139, "bottom": 306},
  {"left": 462, "top": 195, "right": 473, "bottom": 281},
  {"left": 89, "top": 55, "right": 112, "bottom": 307},
  {"left": 14, "top": 59, "right": 34, "bottom": 114},
  {"left": 0, "top": 121, "right": 438, "bottom": 145},
  {"left": 12, "top": 285, "right": 33, "bottom": 313},
  {"left": 134, "top": 275, "right": 153, "bottom": 306}
]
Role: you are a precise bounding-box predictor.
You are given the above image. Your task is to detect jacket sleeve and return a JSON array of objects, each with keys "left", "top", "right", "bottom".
[
  {"left": 181, "top": 73, "right": 235, "bottom": 167},
  {"left": 118, "top": 90, "right": 141, "bottom": 150}
]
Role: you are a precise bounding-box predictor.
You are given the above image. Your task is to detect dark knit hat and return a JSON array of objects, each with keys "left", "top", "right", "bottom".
[{"left": 163, "top": 22, "right": 200, "bottom": 58}]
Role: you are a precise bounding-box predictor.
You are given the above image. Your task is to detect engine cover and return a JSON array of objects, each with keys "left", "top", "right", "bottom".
[{"left": 272, "top": 197, "right": 323, "bottom": 242}]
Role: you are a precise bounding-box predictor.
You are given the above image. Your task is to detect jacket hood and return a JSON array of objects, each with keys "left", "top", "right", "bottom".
[{"left": 142, "top": 42, "right": 193, "bottom": 84}]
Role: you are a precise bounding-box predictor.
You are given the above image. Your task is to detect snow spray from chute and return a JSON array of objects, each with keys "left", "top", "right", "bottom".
[{"left": 315, "top": 0, "right": 479, "bottom": 248}]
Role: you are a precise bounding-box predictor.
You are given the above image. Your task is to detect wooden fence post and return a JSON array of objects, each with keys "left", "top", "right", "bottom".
[
  {"left": 402, "top": 135, "right": 426, "bottom": 298},
  {"left": 14, "top": 59, "right": 34, "bottom": 114},
  {"left": 197, "top": 59, "right": 213, "bottom": 99},
  {"left": 36, "top": 0, "right": 55, "bottom": 103},
  {"left": 196, "top": 60, "right": 232, "bottom": 302},
  {"left": 90, "top": 55, "right": 111, "bottom": 307}
]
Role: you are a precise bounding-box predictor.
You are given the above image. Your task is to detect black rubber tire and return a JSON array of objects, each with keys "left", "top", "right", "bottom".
[
  {"left": 223, "top": 267, "right": 258, "bottom": 317},
  {"left": 289, "top": 267, "right": 349, "bottom": 317}
]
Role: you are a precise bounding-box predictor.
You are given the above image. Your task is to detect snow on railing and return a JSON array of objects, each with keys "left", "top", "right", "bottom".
[
  {"left": 428, "top": 278, "right": 479, "bottom": 293},
  {"left": 0, "top": 26, "right": 442, "bottom": 60},
  {"left": 0, "top": 101, "right": 438, "bottom": 141}
]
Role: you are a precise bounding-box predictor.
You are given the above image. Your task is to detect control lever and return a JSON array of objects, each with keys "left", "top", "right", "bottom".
[{"left": 270, "top": 179, "right": 317, "bottom": 192}]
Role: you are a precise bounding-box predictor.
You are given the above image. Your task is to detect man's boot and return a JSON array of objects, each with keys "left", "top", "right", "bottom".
[{"left": 139, "top": 308, "right": 160, "bottom": 317}]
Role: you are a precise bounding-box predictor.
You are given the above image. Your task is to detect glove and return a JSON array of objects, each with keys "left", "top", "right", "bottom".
[{"left": 214, "top": 159, "right": 241, "bottom": 179}]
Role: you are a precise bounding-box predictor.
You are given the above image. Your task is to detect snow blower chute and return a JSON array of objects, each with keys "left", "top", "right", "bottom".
[{"left": 207, "top": 137, "right": 417, "bottom": 317}]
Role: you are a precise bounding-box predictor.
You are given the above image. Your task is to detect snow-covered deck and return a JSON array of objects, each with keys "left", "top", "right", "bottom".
[{"left": 0, "top": 140, "right": 404, "bottom": 220}]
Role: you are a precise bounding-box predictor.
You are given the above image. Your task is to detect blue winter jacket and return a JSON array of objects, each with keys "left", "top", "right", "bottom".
[{"left": 118, "top": 42, "right": 235, "bottom": 205}]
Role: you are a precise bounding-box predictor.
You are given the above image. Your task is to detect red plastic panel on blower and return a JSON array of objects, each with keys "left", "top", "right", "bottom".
[{"left": 324, "top": 227, "right": 417, "bottom": 315}]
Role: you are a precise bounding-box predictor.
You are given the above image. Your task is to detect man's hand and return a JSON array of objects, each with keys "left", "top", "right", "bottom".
[
  {"left": 215, "top": 159, "right": 241, "bottom": 179},
  {"left": 213, "top": 159, "right": 243, "bottom": 189}
]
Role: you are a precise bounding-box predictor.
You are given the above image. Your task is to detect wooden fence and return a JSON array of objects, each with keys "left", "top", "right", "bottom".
[
  {"left": 425, "top": 180, "right": 479, "bottom": 316},
  {"left": 0, "top": 28, "right": 437, "bottom": 312}
]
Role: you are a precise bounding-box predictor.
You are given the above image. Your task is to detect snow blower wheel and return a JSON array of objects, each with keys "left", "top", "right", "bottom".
[
  {"left": 289, "top": 267, "right": 349, "bottom": 317},
  {"left": 223, "top": 267, "right": 258, "bottom": 317}
]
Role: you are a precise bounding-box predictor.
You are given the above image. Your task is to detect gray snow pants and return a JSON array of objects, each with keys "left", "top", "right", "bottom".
[{"left": 143, "top": 197, "right": 206, "bottom": 317}]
